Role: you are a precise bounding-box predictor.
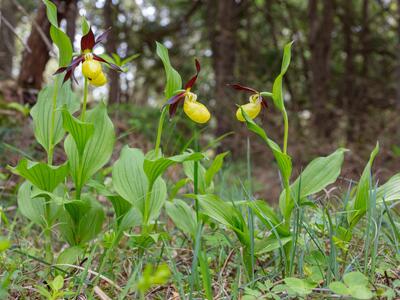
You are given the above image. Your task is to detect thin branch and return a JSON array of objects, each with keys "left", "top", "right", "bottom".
[{"left": 0, "top": 14, "right": 31, "bottom": 53}]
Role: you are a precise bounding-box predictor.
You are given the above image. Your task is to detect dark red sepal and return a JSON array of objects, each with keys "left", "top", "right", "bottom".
[
  {"left": 169, "top": 102, "right": 179, "bottom": 118},
  {"left": 163, "top": 92, "right": 185, "bottom": 118},
  {"left": 62, "top": 69, "right": 73, "bottom": 83},
  {"left": 81, "top": 27, "right": 95, "bottom": 51},
  {"left": 93, "top": 54, "right": 123, "bottom": 72},
  {"left": 53, "top": 67, "right": 67, "bottom": 75},
  {"left": 228, "top": 83, "right": 258, "bottom": 94},
  {"left": 165, "top": 92, "right": 185, "bottom": 105},
  {"left": 55, "top": 56, "right": 84, "bottom": 83},
  {"left": 184, "top": 59, "right": 201, "bottom": 90},
  {"left": 261, "top": 96, "right": 268, "bottom": 108},
  {"left": 94, "top": 27, "right": 111, "bottom": 47}
]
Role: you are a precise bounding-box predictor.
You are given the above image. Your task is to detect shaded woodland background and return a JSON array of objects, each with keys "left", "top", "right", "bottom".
[{"left": 1, "top": 0, "right": 400, "bottom": 198}]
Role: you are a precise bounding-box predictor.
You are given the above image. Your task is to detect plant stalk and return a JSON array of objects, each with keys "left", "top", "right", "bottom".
[
  {"left": 154, "top": 106, "right": 167, "bottom": 156},
  {"left": 81, "top": 77, "right": 89, "bottom": 121},
  {"left": 193, "top": 129, "right": 199, "bottom": 222},
  {"left": 47, "top": 76, "right": 59, "bottom": 164}
]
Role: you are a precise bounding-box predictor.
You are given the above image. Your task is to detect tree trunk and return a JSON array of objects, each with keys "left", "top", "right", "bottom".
[
  {"left": 207, "top": 0, "right": 244, "bottom": 145},
  {"left": 17, "top": 3, "right": 51, "bottom": 97},
  {"left": 396, "top": 0, "right": 400, "bottom": 109},
  {"left": 66, "top": 0, "right": 78, "bottom": 42},
  {"left": 308, "top": 0, "right": 335, "bottom": 139},
  {"left": 17, "top": 0, "right": 77, "bottom": 103},
  {"left": 104, "top": 0, "right": 120, "bottom": 103},
  {"left": 339, "top": 0, "right": 356, "bottom": 141},
  {"left": 0, "top": 1, "right": 17, "bottom": 80}
]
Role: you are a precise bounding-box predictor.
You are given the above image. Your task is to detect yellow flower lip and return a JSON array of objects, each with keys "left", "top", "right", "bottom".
[
  {"left": 89, "top": 71, "right": 107, "bottom": 86},
  {"left": 184, "top": 99, "right": 211, "bottom": 124},
  {"left": 82, "top": 59, "right": 101, "bottom": 80},
  {"left": 183, "top": 91, "right": 211, "bottom": 124},
  {"left": 236, "top": 94, "right": 262, "bottom": 122}
]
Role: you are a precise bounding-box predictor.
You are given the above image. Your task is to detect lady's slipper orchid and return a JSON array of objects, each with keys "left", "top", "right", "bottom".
[
  {"left": 229, "top": 84, "right": 268, "bottom": 122},
  {"left": 54, "top": 27, "right": 122, "bottom": 85},
  {"left": 165, "top": 59, "right": 211, "bottom": 124}
]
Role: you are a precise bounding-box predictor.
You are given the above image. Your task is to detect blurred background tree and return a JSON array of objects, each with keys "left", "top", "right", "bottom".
[{"left": 2, "top": 0, "right": 400, "bottom": 195}]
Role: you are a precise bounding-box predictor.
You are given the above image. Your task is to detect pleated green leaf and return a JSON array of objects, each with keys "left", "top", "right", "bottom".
[
  {"left": 156, "top": 41, "right": 182, "bottom": 99},
  {"left": 279, "top": 148, "right": 346, "bottom": 217},
  {"left": 166, "top": 199, "right": 197, "bottom": 237},
  {"left": 12, "top": 159, "right": 68, "bottom": 192},
  {"left": 30, "top": 82, "right": 80, "bottom": 154},
  {"left": 247, "top": 200, "right": 290, "bottom": 237},
  {"left": 348, "top": 142, "right": 379, "bottom": 227},
  {"left": 272, "top": 74, "right": 284, "bottom": 111},
  {"left": 17, "top": 181, "right": 61, "bottom": 227},
  {"left": 183, "top": 160, "right": 207, "bottom": 193},
  {"left": 64, "top": 102, "right": 115, "bottom": 191},
  {"left": 143, "top": 151, "right": 203, "bottom": 189},
  {"left": 204, "top": 152, "right": 229, "bottom": 188},
  {"left": 43, "top": 0, "right": 72, "bottom": 67},
  {"left": 112, "top": 146, "right": 167, "bottom": 221},
  {"left": 108, "top": 195, "right": 132, "bottom": 225},
  {"left": 376, "top": 173, "right": 400, "bottom": 203},
  {"left": 198, "top": 194, "right": 249, "bottom": 247},
  {"left": 61, "top": 107, "right": 94, "bottom": 157},
  {"left": 272, "top": 41, "right": 293, "bottom": 111},
  {"left": 59, "top": 195, "right": 105, "bottom": 246}
]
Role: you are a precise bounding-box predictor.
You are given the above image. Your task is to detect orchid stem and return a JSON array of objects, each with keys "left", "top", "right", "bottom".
[
  {"left": 282, "top": 107, "right": 292, "bottom": 275},
  {"left": 193, "top": 129, "right": 199, "bottom": 222},
  {"left": 154, "top": 106, "right": 167, "bottom": 156},
  {"left": 81, "top": 77, "right": 89, "bottom": 121},
  {"left": 47, "top": 75, "right": 59, "bottom": 164},
  {"left": 282, "top": 108, "right": 289, "bottom": 154}
]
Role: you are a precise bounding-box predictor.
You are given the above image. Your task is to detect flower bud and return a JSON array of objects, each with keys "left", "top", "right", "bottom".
[
  {"left": 89, "top": 71, "right": 107, "bottom": 86},
  {"left": 236, "top": 102, "right": 262, "bottom": 122},
  {"left": 183, "top": 99, "right": 211, "bottom": 124},
  {"left": 82, "top": 59, "right": 101, "bottom": 80}
]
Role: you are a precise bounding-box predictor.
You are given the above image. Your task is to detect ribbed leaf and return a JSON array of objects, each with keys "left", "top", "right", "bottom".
[
  {"left": 108, "top": 195, "right": 132, "bottom": 225},
  {"left": 156, "top": 42, "right": 182, "bottom": 99},
  {"left": 61, "top": 107, "right": 94, "bottom": 157},
  {"left": 56, "top": 246, "right": 84, "bottom": 271},
  {"left": 272, "top": 74, "right": 284, "bottom": 111},
  {"left": 43, "top": 0, "right": 72, "bottom": 67},
  {"left": 30, "top": 82, "right": 80, "bottom": 154},
  {"left": 281, "top": 41, "right": 294, "bottom": 74},
  {"left": 376, "top": 173, "right": 400, "bottom": 203},
  {"left": 59, "top": 195, "right": 105, "bottom": 246},
  {"left": 348, "top": 142, "right": 379, "bottom": 227},
  {"left": 64, "top": 102, "right": 115, "bottom": 191},
  {"left": 204, "top": 152, "right": 229, "bottom": 187},
  {"left": 12, "top": 159, "right": 68, "bottom": 192},
  {"left": 247, "top": 200, "right": 289, "bottom": 236},
  {"left": 272, "top": 41, "right": 293, "bottom": 111},
  {"left": 255, "top": 235, "right": 292, "bottom": 255},
  {"left": 143, "top": 152, "right": 203, "bottom": 188},
  {"left": 17, "top": 181, "right": 61, "bottom": 227},
  {"left": 64, "top": 200, "right": 90, "bottom": 224},
  {"left": 279, "top": 148, "right": 346, "bottom": 217},
  {"left": 166, "top": 199, "right": 197, "bottom": 237},
  {"left": 183, "top": 161, "right": 207, "bottom": 193},
  {"left": 112, "top": 146, "right": 167, "bottom": 221},
  {"left": 198, "top": 194, "right": 249, "bottom": 247}
]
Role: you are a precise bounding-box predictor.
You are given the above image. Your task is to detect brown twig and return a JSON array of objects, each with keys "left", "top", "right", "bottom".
[{"left": 0, "top": 14, "right": 32, "bottom": 53}]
